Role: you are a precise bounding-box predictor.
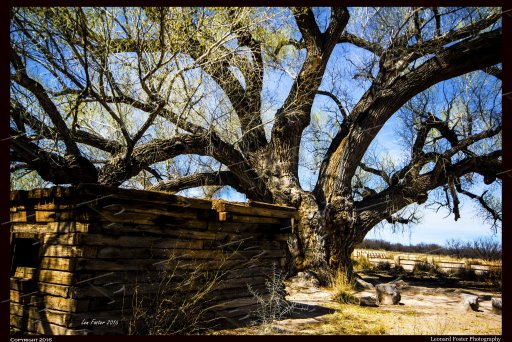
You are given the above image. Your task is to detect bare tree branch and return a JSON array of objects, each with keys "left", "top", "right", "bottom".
[
  {"left": 290, "top": 7, "right": 323, "bottom": 53},
  {"left": 316, "top": 90, "right": 348, "bottom": 121},
  {"left": 149, "top": 171, "right": 239, "bottom": 193},
  {"left": 12, "top": 101, "right": 124, "bottom": 154},
  {"left": 10, "top": 127, "right": 98, "bottom": 184},
  {"left": 338, "top": 32, "right": 383, "bottom": 55},
  {"left": 359, "top": 162, "right": 391, "bottom": 185},
  {"left": 317, "top": 27, "right": 501, "bottom": 200},
  {"left": 482, "top": 66, "right": 502, "bottom": 80},
  {"left": 10, "top": 48, "right": 83, "bottom": 159},
  {"left": 356, "top": 150, "right": 501, "bottom": 233},
  {"left": 455, "top": 183, "right": 501, "bottom": 222}
]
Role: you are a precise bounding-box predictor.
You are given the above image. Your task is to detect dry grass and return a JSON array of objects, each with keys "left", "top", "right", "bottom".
[
  {"left": 389, "top": 310, "right": 501, "bottom": 335},
  {"left": 271, "top": 303, "right": 501, "bottom": 335},
  {"left": 353, "top": 255, "right": 373, "bottom": 271},
  {"left": 128, "top": 251, "right": 227, "bottom": 335},
  {"left": 297, "top": 306, "right": 389, "bottom": 335},
  {"left": 330, "top": 269, "right": 358, "bottom": 304}
]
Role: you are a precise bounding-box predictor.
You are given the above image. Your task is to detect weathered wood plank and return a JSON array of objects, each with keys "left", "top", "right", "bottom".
[
  {"left": 99, "top": 206, "right": 200, "bottom": 221},
  {"left": 207, "top": 221, "right": 262, "bottom": 233},
  {"left": 95, "top": 247, "right": 171, "bottom": 259},
  {"left": 77, "top": 183, "right": 214, "bottom": 210},
  {"left": 204, "top": 239, "right": 285, "bottom": 250},
  {"left": 208, "top": 296, "right": 266, "bottom": 310},
  {"left": 10, "top": 210, "right": 92, "bottom": 223},
  {"left": 215, "top": 276, "right": 266, "bottom": 290},
  {"left": 40, "top": 257, "right": 75, "bottom": 271},
  {"left": 81, "top": 235, "right": 203, "bottom": 249},
  {"left": 218, "top": 212, "right": 229, "bottom": 221},
  {"left": 10, "top": 303, "right": 119, "bottom": 328},
  {"left": 70, "top": 265, "right": 278, "bottom": 287},
  {"left": 94, "top": 211, "right": 210, "bottom": 228},
  {"left": 11, "top": 232, "right": 82, "bottom": 246},
  {"left": 23, "top": 233, "right": 204, "bottom": 249},
  {"left": 248, "top": 200, "right": 297, "bottom": 211},
  {"left": 38, "top": 270, "right": 75, "bottom": 285},
  {"left": 91, "top": 247, "right": 286, "bottom": 260},
  {"left": 13, "top": 267, "right": 36, "bottom": 279},
  {"left": 93, "top": 223, "right": 219, "bottom": 239},
  {"left": 222, "top": 213, "right": 290, "bottom": 225},
  {"left": 43, "top": 245, "right": 97, "bottom": 258},
  {"left": 11, "top": 222, "right": 91, "bottom": 233},
  {"left": 214, "top": 200, "right": 299, "bottom": 219},
  {"left": 99, "top": 203, "right": 214, "bottom": 220},
  {"left": 10, "top": 187, "right": 74, "bottom": 202},
  {"left": 11, "top": 278, "right": 70, "bottom": 298},
  {"left": 74, "top": 257, "right": 252, "bottom": 272},
  {"left": 11, "top": 303, "right": 69, "bottom": 327},
  {"left": 10, "top": 289, "right": 89, "bottom": 312}
]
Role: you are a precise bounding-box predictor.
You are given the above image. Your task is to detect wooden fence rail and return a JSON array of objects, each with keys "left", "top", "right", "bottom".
[{"left": 353, "top": 249, "right": 501, "bottom": 274}]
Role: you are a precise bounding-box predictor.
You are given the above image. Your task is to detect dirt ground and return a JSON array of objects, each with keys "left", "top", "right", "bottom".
[{"left": 214, "top": 271, "right": 502, "bottom": 335}]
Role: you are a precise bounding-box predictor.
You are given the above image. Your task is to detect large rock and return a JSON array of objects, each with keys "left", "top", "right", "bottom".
[
  {"left": 375, "top": 284, "right": 401, "bottom": 305},
  {"left": 460, "top": 294, "right": 479, "bottom": 311},
  {"left": 355, "top": 278, "right": 375, "bottom": 290},
  {"left": 491, "top": 297, "right": 502, "bottom": 315},
  {"left": 359, "top": 296, "right": 379, "bottom": 307}
]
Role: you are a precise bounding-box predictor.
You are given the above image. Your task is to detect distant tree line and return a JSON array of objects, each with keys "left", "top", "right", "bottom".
[{"left": 357, "top": 237, "right": 501, "bottom": 261}]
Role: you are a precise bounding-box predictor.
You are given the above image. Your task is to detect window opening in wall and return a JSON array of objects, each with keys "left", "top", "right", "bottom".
[{"left": 10, "top": 238, "right": 41, "bottom": 276}]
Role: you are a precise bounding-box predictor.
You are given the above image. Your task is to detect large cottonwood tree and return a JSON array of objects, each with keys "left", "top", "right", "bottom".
[{"left": 10, "top": 7, "right": 502, "bottom": 282}]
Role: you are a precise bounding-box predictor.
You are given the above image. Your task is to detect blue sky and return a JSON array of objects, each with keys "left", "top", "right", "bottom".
[
  {"left": 364, "top": 109, "right": 501, "bottom": 246},
  {"left": 368, "top": 201, "right": 502, "bottom": 246}
]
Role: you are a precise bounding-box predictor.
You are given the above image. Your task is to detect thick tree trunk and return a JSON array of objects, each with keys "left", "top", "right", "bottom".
[{"left": 284, "top": 191, "right": 357, "bottom": 285}]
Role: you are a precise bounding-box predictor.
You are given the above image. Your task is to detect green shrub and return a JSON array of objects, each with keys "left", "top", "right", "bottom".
[
  {"left": 482, "top": 266, "right": 502, "bottom": 291},
  {"left": 413, "top": 261, "right": 436, "bottom": 274},
  {"left": 455, "top": 267, "right": 477, "bottom": 281},
  {"left": 375, "top": 261, "right": 391, "bottom": 271},
  {"left": 353, "top": 256, "right": 373, "bottom": 271},
  {"left": 392, "top": 264, "right": 406, "bottom": 274}
]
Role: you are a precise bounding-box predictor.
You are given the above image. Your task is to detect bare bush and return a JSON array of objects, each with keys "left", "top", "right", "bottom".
[
  {"left": 359, "top": 237, "right": 502, "bottom": 261},
  {"left": 248, "top": 265, "right": 297, "bottom": 334},
  {"left": 482, "top": 264, "right": 502, "bottom": 291},
  {"left": 454, "top": 267, "right": 477, "bottom": 281},
  {"left": 446, "top": 237, "right": 501, "bottom": 261}
]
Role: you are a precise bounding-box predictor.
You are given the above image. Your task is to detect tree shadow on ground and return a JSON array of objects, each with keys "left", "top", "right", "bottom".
[
  {"left": 211, "top": 302, "right": 335, "bottom": 331},
  {"left": 287, "top": 302, "right": 335, "bottom": 319}
]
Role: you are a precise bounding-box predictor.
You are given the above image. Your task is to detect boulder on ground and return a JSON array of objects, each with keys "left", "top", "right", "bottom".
[
  {"left": 491, "top": 297, "right": 502, "bottom": 315},
  {"left": 375, "top": 284, "right": 401, "bottom": 305},
  {"left": 359, "top": 296, "right": 379, "bottom": 307},
  {"left": 460, "top": 294, "right": 479, "bottom": 312},
  {"left": 355, "top": 278, "right": 375, "bottom": 290}
]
